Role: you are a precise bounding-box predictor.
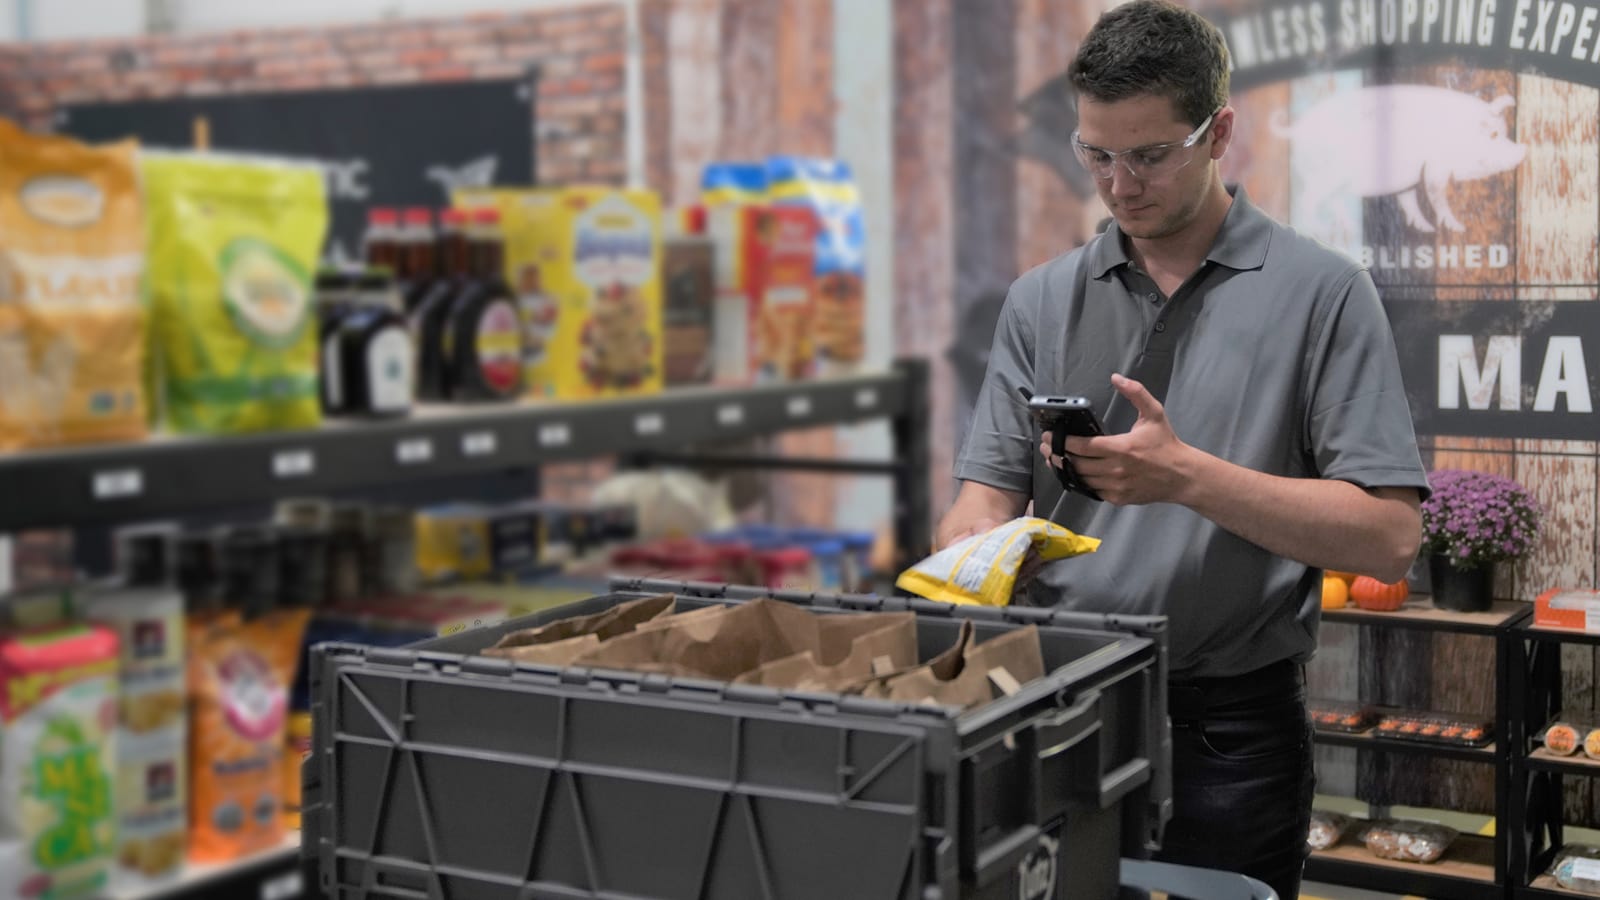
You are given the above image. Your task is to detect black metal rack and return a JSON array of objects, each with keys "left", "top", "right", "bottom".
[
  {"left": 1306, "top": 598, "right": 1531, "bottom": 900},
  {"left": 0, "top": 360, "right": 933, "bottom": 900},
  {"left": 1509, "top": 620, "right": 1600, "bottom": 900}
]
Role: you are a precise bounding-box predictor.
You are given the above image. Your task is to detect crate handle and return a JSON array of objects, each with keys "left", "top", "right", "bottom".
[
  {"left": 1034, "top": 690, "right": 1101, "bottom": 761},
  {"left": 973, "top": 824, "right": 1043, "bottom": 888}
]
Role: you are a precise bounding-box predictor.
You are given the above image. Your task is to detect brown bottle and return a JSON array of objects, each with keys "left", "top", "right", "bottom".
[
  {"left": 444, "top": 208, "right": 523, "bottom": 401},
  {"left": 412, "top": 209, "right": 471, "bottom": 400}
]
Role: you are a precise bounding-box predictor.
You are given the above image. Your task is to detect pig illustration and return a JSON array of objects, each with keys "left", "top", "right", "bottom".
[{"left": 1274, "top": 85, "right": 1525, "bottom": 234}]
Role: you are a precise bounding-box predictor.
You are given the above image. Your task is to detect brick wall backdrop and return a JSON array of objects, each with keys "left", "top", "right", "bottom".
[{"left": 1, "top": 5, "right": 630, "bottom": 186}]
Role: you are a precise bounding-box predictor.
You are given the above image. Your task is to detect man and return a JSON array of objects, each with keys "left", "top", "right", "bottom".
[{"left": 937, "top": 1, "right": 1429, "bottom": 895}]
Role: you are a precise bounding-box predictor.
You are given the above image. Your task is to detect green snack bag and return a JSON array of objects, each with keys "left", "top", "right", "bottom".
[{"left": 142, "top": 152, "right": 328, "bottom": 434}]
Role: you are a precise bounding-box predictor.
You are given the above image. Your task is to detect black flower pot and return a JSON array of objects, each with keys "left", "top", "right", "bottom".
[{"left": 1428, "top": 554, "right": 1494, "bottom": 612}]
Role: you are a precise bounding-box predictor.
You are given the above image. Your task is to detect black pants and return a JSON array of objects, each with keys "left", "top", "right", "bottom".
[{"left": 1154, "top": 659, "right": 1316, "bottom": 900}]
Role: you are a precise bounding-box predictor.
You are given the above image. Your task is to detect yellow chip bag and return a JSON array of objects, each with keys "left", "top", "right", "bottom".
[
  {"left": 896, "top": 517, "right": 1101, "bottom": 607},
  {"left": 142, "top": 152, "right": 328, "bottom": 435},
  {"left": 0, "top": 120, "right": 146, "bottom": 451}
]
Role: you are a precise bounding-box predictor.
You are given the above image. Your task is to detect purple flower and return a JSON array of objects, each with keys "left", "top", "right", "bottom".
[{"left": 1421, "top": 468, "right": 1541, "bottom": 568}]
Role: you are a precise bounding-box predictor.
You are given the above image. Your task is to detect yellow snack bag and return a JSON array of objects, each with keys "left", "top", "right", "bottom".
[
  {"left": 0, "top": 120, "right": 146, "bottom": 451},
  {"left": 142, "top": 152, "right": 328, "bottom": 434},
  {"left": 896, "top": 517, "right": 1101, "bottom": 607}
]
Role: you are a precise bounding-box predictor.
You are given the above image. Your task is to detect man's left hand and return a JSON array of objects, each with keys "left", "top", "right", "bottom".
[{"left": 1039, "top": 373, "right": 1196, "bottom": 506}]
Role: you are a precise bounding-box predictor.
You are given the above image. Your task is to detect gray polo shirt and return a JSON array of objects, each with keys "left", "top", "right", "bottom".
[{"left": 955, "top": 186, "right": 1429, "bottom": 680}]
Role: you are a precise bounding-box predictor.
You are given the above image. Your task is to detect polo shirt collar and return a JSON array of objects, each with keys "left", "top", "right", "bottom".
[{"left": 1087, "top": 184, "right": 1272, "bottom": 279}]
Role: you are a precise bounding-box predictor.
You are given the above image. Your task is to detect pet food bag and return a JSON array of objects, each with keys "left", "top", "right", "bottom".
[
  {"left": 142, "top": 152, "right": 328, "bottom": 435},
  {"left": 0, "top": 624, "right": 120, "bottom": 900},
  {"left": 0, "top": 121, "right": 147, "bottom": 451}
]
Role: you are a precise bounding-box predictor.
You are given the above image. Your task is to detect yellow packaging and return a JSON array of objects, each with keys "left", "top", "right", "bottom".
[
  {"left": 896, "top": 517, "right": 1101, "bottom": 607},
  {"left": 0, "top": 120, "right": 146, "bottom": 451},
  {"left": 456, "top": 187, "right": 662, "bottom": 399},
  {"left": 142, "top": 152, "right": 328, "bottom": 435}
]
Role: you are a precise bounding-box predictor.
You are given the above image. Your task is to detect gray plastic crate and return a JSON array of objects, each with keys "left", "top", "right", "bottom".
[{"left": 302, "top": 578, "right": 1171, "bottom": 900}]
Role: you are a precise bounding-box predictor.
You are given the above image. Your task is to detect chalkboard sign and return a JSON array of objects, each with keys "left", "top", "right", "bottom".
[{"left": 59, "top": 77, "right": 537, "bottom": 266}]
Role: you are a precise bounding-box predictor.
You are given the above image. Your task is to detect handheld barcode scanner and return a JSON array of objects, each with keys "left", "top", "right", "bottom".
[{"left": 1019, "top": 387, "right": 1106, "bottom": 502}]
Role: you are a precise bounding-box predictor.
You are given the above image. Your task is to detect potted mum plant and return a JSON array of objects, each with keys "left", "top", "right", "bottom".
[{"left": 1420, "top": 468, "right": 1541, "bottom": 611}]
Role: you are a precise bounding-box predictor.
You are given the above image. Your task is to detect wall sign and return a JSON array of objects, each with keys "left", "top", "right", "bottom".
[
  {"left": 1386, "top": 299, "right": 1599, "bottom": 439},
  {"left": 57, "top": 78, "right": 536, "bottom": 267}
]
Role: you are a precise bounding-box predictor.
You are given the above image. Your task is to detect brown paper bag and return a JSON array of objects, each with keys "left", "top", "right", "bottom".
[
  {"left": 484, "top": 593, "right": 675, "bottom": 662},
  {"left": 572, "top": 600, "right": 917, "bottom": 683},
  {"left": 733, "top": 612, "right": 918, "bottom": 691},
  {"left": 866, "top": 624, "right": 1045, "bottom": 711}
]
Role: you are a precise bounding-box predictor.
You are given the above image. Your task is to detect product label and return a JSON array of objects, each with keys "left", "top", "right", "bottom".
[
  {"left": 475, "top": 301, "right": 521, "bottom": 394},
  {"left": 366, "top": 326, "right": 414, "bottom": 412},
  {"left": 217, "top": 650, "right": 286, "bottom": 743},
  {"left": 220, "top": 238, "right": 312, "bottom": 350},
  {"left": 574, "top": 196, "right": 655, "bottom": 290},
  {"left": 1572, "top": 857, "right": 1600, "bottom": 881},
  {"left": 20, "top": 175, "right": 106, "bottom": 229}
]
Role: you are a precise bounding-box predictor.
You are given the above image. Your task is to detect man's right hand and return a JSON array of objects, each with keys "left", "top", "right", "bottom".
[{"left": 934, "top": 481, "right": 1047, "bottom": 590}]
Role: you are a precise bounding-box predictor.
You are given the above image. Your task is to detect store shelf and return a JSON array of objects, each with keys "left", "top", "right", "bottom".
[
  {"left": 1322, "top": 596, "right": 1529, "bottom": 634},
  {"left": 1525, "top": 873, "right": 1600, "bottom": 899},
  {"left": 1312, "top": 729, "right": 1497, "bottom": 763},
  {"left": 0, "top": 370, "right": 911, "bottom": 531},
  {"left": 106, "top": 832, "right": 302, "bottom": 900},
  {"left": 1526, "top": 747, "right": 1600, "bottom": 776},
  {"left": 1305, "top": 833, "right": 1499, "bottom": 900},
  {"left": 1524, "top": 623, "right": 1600, "bottom": 648}
]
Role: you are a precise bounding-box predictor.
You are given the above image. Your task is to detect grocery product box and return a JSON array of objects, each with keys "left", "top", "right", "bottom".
[
  {"left": 661, "top": 234, "right": 715, "bottom": 386},
  {"left": 456, "top": 187, "right": 663, "bottom": 399},
  {"left": 1536, "top": 587, "right": 1600, "bottom": 632}
]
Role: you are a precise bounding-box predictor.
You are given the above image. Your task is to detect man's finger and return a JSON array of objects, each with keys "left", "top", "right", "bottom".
[{"left": 1112, "top": 372, "right": 1165, "bottom": 422}]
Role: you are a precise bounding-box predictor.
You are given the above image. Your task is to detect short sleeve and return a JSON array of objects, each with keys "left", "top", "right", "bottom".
[
  {"left": 953, "top": 278, "right": 1040, "bottom": 494},
  {"left": 1304, "top": 268, "right": 1432, "bottom": 500}
]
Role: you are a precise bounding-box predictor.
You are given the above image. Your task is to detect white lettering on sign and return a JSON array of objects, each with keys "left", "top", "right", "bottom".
[
  {"left": 1438, "top": 334, "right": 1596, "bottom": 414},
  {"left": 1360, "top": 244, "right": 1511, "bottom": 269},
  {"left": 1439, "top": 335, "right": 1521, "bottom": 410},
  {"left": 1533, "top": 336, "right": 1594, "bottom": 413},
  {"left": 462, "top": 431, "right": 498, "bottom": 457},
  {"left": 396, "top": 438, "right": 433, "bottom": 465},
  {"left": 92, "top": 469, "right": 143, "bottom": 500},
  {"left": 272, "top": 449, "right": 315, "bottom": 479}
]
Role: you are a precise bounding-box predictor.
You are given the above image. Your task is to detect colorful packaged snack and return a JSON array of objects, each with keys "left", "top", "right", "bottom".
[
  {"left": 0, "top": 624, "right": 120, "bottom": 899},
  {"left": 142, "top": 151, "right": 328, "bottom": 435},
  {"left": 0, "top": 121, "right": 147, "bottom": 450}
]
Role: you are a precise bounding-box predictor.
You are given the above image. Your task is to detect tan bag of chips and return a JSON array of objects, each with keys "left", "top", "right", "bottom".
[{"left": 0, "top": 120, "right": 146, "bottom": 450}]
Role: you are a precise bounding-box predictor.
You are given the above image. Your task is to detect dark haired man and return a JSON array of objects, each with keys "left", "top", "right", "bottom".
[{"left": 937, "top": 1, "right": 1429, "bottom": 894}]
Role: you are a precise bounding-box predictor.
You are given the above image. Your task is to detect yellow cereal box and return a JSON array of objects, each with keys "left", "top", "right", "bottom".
[{"left": 455, "top": 187, "right": 662, "bottom": 399}]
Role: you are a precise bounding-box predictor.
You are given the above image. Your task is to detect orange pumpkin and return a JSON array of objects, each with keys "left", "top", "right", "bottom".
[
  {"left": 1321, "top": 575, "right": 1349, "bottom": 610},
  {"left": 1350, "top": 575, "right": 1410, "bottom": 611}
]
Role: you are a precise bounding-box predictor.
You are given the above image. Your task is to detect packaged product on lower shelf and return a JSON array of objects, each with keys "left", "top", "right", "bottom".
[
  {"left": 1373, "top": 711, "right": 1492, "bottom": 746},
  {"left": 1307, "top": 809, "right": 1353, "bottom": 850},
  {"left": 1363, "top": 819, "right": 1458, "bottom": 863},
  {"left": 186, "top": 606, "right": 310, "bottom": 864},
  {"left": 1550, "top": 844, "right": 1600, "bottom": 894},
  {"left": 80, "top": 583, "right": 188, "bottom": 888},
  {"left": 0, "top": 623, "right": 120, "bottom": 900},
  {"left": 1308, "top": 701, "right": 1379, "bottom": 734},
  {"left": 1546, "top": 721, "right": 1583, "bottom": 755}
]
